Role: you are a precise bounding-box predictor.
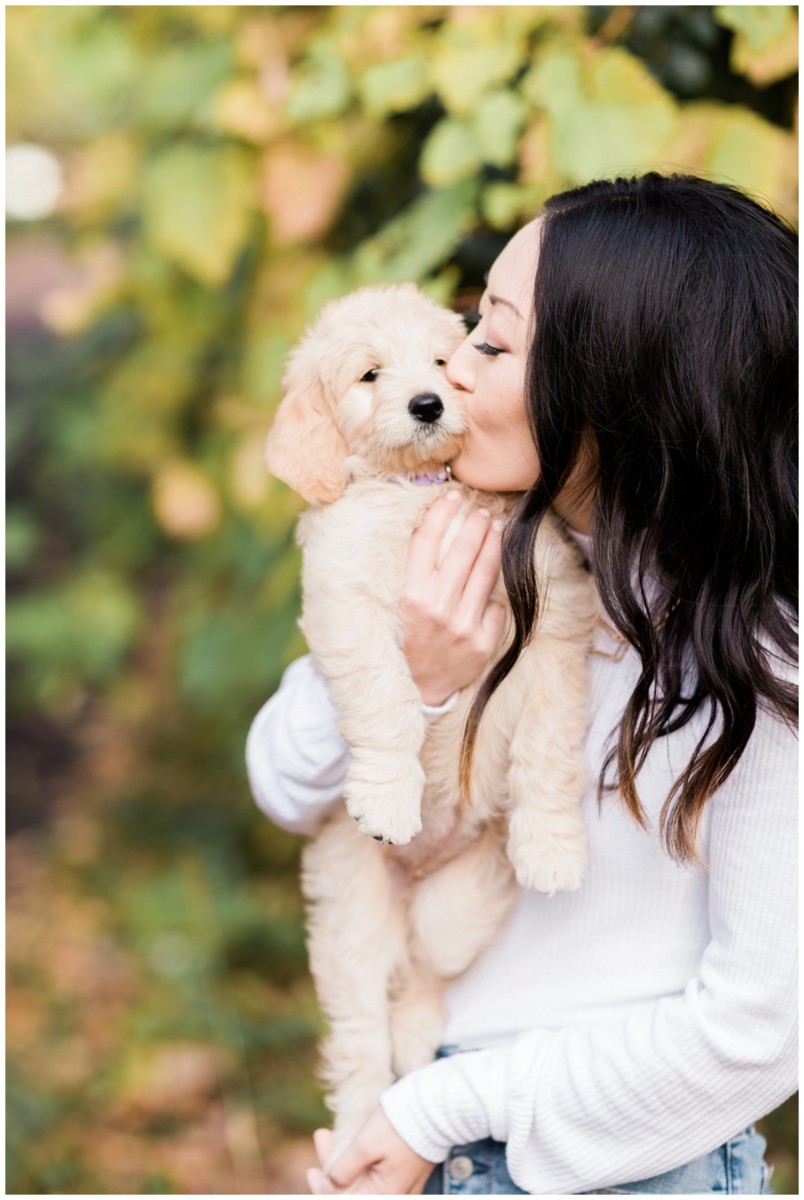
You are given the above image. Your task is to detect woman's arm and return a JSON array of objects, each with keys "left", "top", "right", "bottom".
[
  {"left": 246, "top": 656, "right": 349, "bottom": 835},
  {"left": 376, "top": 699, "right": 797, "bottom": 1194}
]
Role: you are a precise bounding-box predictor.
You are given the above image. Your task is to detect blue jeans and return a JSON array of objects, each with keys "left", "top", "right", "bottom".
[
  {"left": 422, "top": 1050, "right": 772, "bottom": 1194},
  {"left": 422, "top": 1128, "right": 772, "bottom": 1194}
]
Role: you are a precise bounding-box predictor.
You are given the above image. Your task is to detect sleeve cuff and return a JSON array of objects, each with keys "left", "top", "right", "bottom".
[
  {"left": 421, "top": 690, "right": 460, "bottom": 722},
  {"left": 379, "top": 1048, "right": 509, "bottom": 1163}
]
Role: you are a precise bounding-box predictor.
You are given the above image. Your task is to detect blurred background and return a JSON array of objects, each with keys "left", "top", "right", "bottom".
[{"left": 6, "top": 5, "right": 798, "bottom": 1194}]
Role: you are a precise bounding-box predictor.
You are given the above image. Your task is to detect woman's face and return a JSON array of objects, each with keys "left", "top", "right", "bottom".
[
  {"left": 447, "top": 219, "right": 543, "bottom": 493},
  {"left": 448, "top": 218, "right": 595, "bottom": 533}
]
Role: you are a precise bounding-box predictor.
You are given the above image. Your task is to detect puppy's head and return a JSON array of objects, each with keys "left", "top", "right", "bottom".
[{"left": 266, "top": 284, "right": 467, "bottom": 504}]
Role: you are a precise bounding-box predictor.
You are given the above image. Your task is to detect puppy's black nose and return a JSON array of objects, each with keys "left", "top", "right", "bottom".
[{"left": 408, "top": 393, "right": 444, "bottom": 424}]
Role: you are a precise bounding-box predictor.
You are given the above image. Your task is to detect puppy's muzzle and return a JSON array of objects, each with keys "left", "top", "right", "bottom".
[{"left": 408, "top": 393, "right": 444, "bottom": 424}]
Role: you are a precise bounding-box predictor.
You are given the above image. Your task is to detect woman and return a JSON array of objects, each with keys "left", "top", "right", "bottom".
[{"left": 247, "top": 174, "right": 797, "bottom": 1195}]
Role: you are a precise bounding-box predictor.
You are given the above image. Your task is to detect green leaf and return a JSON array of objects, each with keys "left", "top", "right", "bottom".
[
  {"left": 358, "top": 55, "right": 431, "bottom": 118},
  {"left": 7, "top": 570, "right": 141, "bottom": 685},
  {"left": 353, "top": 181, "right": 479, "bottom": 284},
  {"left": 661, "top": 102, "right": 796, "bottom": 220},
  {"left": 480, "top": 183, "right": 541, "bottom": 231},
  {"left": 303, "top": 261, "right": 358, "bottom": 321},
  {"left": 286, "top": 37, "right": 352, "bottom": 124},
  {"left": 521, "top": 46, "right": 584, "bottom": 118},
  {"left": 242, "top": 331, "right": 295, "bottom": 407},
  {"left": 142, "top": 145, "right": 255, "bottom": 285},
  {"left": 179, "top": 601, "right": 303, "bottom": 711},
  {"left": 420, "top": 117, "right": 482, "bottom": 187},
  {"left": 6, "top": 509, "right": 40, "bottom": 571},
  {"left": 708, "top": 108, "right": 795, "bottom": 198},
  {"left": 714, "top": 5, "right": 793, "bottom": 54},
  {"left": 714, "top": 5, "right": 797, "bottom": 85},
  {"left": 50, "top": 12, "right": 143, "bottom": 136},
  {"left": 525, "top": 46, "right": 677, "bottom": 184},
  {"left": 138, "top": 41, "right": 234, "bottom": 133},
  {"left": 473, "top": 89, "right": 526, "bottom": 168}
]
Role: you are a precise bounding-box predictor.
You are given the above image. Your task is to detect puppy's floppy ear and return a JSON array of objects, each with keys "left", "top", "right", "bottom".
[{"left": 266, "top": 351, "right": 349, "bottom": 505}]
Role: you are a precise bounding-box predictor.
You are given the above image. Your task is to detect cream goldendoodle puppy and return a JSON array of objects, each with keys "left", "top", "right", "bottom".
[{"left": 266, "top": 283, "right": 597, "bottom": 1150}]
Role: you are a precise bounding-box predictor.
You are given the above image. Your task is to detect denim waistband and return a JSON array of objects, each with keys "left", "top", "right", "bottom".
[{"left": 425, "top": 1049, "right": 771, "bottom": 1195}]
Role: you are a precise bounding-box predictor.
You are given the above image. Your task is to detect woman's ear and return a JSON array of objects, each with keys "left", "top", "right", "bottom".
[{"left": 265, "top": 351, "right": 349, "bottom": 505}]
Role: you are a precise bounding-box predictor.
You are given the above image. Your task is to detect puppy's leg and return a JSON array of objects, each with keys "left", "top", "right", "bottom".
[
  {"left": 389, "top": 966, "right": 447, "bottom": 1080},
  {"left": 392, "top": 829, "right": 517, "bottom": 1076},
  {"left": 302, "top": 816, "right": 407, "bottom": 1153},
  {"left": 306, "top": 593, "right": 427, "bottom": 846},
  {"left": 505, "top": 636, "right": 590, "bottom": 895}
]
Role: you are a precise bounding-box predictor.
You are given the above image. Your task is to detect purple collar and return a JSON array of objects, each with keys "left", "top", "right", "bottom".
[{"left": 399, "top": 466, "right": 452, "bottom": 486}]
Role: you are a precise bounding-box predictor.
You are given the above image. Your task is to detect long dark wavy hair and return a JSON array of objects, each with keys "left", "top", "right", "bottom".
[{"left": 460, "top": 173, "right": 798, "bottom": 863}]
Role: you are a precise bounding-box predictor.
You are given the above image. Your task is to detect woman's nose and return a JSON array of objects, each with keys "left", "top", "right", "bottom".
[{"left": 446, "top": 334, "right": 475, "bottom": 392}]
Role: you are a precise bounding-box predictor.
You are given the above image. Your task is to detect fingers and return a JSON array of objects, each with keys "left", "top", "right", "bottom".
[
  {"left": 307, "top": 1167, "right": 335, "bottom": 1194},
  {"left": 454, "top": 516, "right": 503, "bottom": 627},
  {"left": 326, "top": 1139, "right": 374, "bottom": 1192},
  {"left": 314, "top": 1128, "right": 337, "bottom": 1171},
  {"left": 406, "top": 490, "right": 462, "bottom": 576},
  {"left": 435, "top": 508, "right": 500, "bottom": 612}
]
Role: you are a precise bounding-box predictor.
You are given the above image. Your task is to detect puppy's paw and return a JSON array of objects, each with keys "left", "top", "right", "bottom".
[
  {"left": 507, "top": 814, "right": 588, "bottom": 896},
  {"left": 345, "top": 777, "right": 423, "bottom": 845}
]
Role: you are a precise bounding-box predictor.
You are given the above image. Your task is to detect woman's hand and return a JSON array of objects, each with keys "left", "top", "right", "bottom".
[
  {"left": 307, "top": 1112, "right": 434, "bottom": 1195},
  {"left": 401, "top": 493, "right": 507, "bottom": 707}
]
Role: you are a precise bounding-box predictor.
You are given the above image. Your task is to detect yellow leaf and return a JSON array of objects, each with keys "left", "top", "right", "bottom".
[
  {"left": 234, "top": 14, "right": 282, "bottom": 68},
  {"left": 335, "top": 6, "right": 431, "bottom": 66},
  {"left": 430, "top": 16, "right": 525, "bottom": 114},
  {"left": 518, "top": 114, "right": 561, "bottom": 193},
  {"left": 152, "top": 461, "right": 222, "bottom": 540},
  {"left": 40, "top": 242, "right": 125, "bottom": 335},
  {"left": 261, "top": 144, "right": 349, "bottom": 244},
  {"left": 588, "top": 47, "right": 674, "bottom": 108},
  {"left": 661, "top": 102, "right": 797, "bottom": 224},
  {"left": 60, "top": 133, "right": 140, "bottom": 222},
  {"left": 215, "top": 78, "right": 283, "bottom": 143},
  {"left": 228, "top": 433, "right": 271, "bottom": 511}
]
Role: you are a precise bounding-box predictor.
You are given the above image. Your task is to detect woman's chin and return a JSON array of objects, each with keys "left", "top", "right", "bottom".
[
  {"left": 448, "top": 448, "right": 477, "bottom": 486},
  {"left": 451, "top": 439, "right": 542, "bottom": 493},
  {"left": 450, "top": 452, "right": 524, "bottom": 494}
]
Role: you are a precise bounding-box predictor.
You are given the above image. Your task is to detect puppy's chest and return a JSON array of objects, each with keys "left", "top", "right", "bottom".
[{"left": 298, "top": 484, "right": 442, "bottom": 603}]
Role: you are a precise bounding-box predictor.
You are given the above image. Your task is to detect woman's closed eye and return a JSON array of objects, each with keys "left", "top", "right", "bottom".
[{"left": 462, "top": 306, "right": 506, "bottom": 356}]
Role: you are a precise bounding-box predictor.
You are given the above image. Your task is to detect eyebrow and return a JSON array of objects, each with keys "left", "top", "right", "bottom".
[
  {"left": 482, "top": 273, "right": 523, "bottom": 319},
  {"left": 489, "top": 293, "right": 523, "bottom": 319}
]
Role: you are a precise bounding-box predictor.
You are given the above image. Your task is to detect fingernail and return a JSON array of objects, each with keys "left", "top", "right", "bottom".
[
  {"left": 446, "top": 489, "right": 461, "bottom": 502},
  {"left": 492, "top": 517, "right": 504, "bottom": 531},
  {"left": 477, "top": 507, "right": 490, "bottom": 518}
]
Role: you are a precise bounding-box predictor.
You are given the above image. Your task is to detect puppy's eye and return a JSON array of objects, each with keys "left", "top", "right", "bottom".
[
  {"left": 434, "top": 358, "right": 447, "bottom": 367},
  {"left": 360, "top": 369, "right": 379, "bottom": 383}
]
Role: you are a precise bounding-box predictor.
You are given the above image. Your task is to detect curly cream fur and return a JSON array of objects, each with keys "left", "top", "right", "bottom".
[{"left": 266, "top": 284, "right": 598, "bottom": 1151}]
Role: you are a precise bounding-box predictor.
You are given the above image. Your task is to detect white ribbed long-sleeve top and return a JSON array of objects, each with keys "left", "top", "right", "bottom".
[{"left": 246, "top": 612, "right": 797, "bottom": 1195}]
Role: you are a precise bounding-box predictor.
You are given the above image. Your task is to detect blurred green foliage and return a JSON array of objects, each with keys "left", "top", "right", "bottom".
[{"left": 6, "top": 5, "right": 797, "bottom": 1193}]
